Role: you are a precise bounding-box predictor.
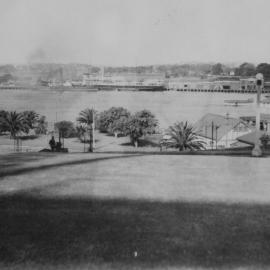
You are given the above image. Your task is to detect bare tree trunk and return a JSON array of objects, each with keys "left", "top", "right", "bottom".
[
  {"left": 15, "top": 137, "right": 20, "bottom": 152},
  {"left": 83, "top": 133, "right": 86, "bottom": 152},
  {"left": 92, "top": 121, "right": 95, "bottom": 149},
  {"left": 89, "top": 129, "right": 93, "bottom": 152}
]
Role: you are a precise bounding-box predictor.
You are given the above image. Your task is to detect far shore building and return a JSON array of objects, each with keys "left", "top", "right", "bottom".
[
  {"left": 82, "top": 72, "right": 165, "bottom": 86},
  {"left": 167, "top": 76, "right": 256, "bottom": 92},
  {"left": 63, "top": 81, "right": 72, "bottom": 87},
  {"left": 240, "top": 114, "right": 270, "bottom": 131},
  {"left": 193, "top": 113, "right": 253, "bottom": 149}
]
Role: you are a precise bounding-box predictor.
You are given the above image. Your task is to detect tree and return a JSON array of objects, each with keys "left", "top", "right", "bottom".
[
  {"left": 125, "top": 110, "right": 158, "bottom": 147},
  {"left": 0, "top": 110, "right": 8, "bottom": 134},
  {"left": 256, "top": 63, "right": 270, "bottom": 81},
  {"left": 98, "top": 107, "right": 130, "bottom": 134},
  {"left": 77, "top": 108, "right": 95, "bottom": 152},
  {"left": 35, "top": 115, "right": 48, "bottom": 135},
  {"left": 109, "top": 116, "right": 130, "bottom": 137},
  {"left": 22, "top": 110, "right": 39, "bottom": 133},
  {"left": 76, "top": 124, "right": 90, "bottom": 152},
  {"left": 0, "top": 111, "right": 28, "bottom": 151},
  {"left": 76, "top": 124, "right": 87, "bottom": 142},
  {"left": 125, "top": 117, "right": 142, "bottom": 148},
  {"left": 212, "top": 63, "right": 223, "bottom": 75},
  {"left": 21, "top": 110, "right": 48, "bottom": 135},
  {"left": 0, "top": 110, "right": 47, "bottom": 137},
  {"left": 0, "top": 111, "right": 27, "bottom": 139},
  {"left": 235, "top": 63, "right": 256, "bottom": 77},
  {"left": 133, "top": 110, "right": 158, "bottom": 137},
  {"left": 55, "top": 121, "right": 76, "bottom": 148},
  {"left": 260, "top": 134, "right": 270, "bottom": 149},
  {"left": 167, "top": 121, "right": 205, "bottom": 151},
  {"left": 0, "top": 73, "right": 13, "bottom": 84},
  {"left": 55, "top": 121, "right": 76, "bottom": 138}
]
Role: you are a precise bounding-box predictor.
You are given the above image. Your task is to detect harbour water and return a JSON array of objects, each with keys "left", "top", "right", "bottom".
[{"left": 0, "top": 89, "right": 265, "bottom": 129}]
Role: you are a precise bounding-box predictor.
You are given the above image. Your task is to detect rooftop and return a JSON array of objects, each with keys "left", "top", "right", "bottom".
[
  {"left": 240, "top": 114, "right": 270, "bottom": 123},
  {"left": 194, "top": 113, "right": 245, "bottom": 141},
  {"left": 237, "top": 130, "right": 270, "bottom": 145}
]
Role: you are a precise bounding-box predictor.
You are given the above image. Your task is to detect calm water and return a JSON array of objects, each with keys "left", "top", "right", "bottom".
[{"left": 0, "top": 89, "right": 260, "bottom": 128}]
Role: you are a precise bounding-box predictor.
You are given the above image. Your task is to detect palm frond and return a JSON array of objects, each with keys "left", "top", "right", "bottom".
[{"left": 167, "top": 121, "right": 205, "bottom": 151}]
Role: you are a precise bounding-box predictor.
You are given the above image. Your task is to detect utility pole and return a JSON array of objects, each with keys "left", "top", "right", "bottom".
[
  {"left": 92, "top": 108, "right": 95, "bottom": 150},
  {"left": 225, "top": 112, "right": 229, "bottom": 148},
  {"left": 84, "top": 132, "right": 86, "bottom": 153},
  {"left": 215, "top": 125, "right": 219, "bottom": 149},
  {"left": 211, "top": 121, "right": 214, "bottom": 150},
  {"left": 252, "top": 73, "right": 264, "bottom": 157}
]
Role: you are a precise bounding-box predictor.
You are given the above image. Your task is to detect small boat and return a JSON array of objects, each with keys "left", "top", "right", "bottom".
[
  {"left": 224, "top": 98, "right": 254, "bottom": 106},
  {"left": 261, "top": 97, "right": 270, "bottom": 104}
]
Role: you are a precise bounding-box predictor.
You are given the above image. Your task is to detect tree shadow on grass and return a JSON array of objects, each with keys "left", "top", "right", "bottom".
[
  {"left": 1, "top": 193, "right": 270, "bottom": 268},
  {"left": 19, "top": 135, "right": 39, "bottom": 140},
  {"left": 0, "top": 153, "right": 58, "bottom": 172},
  {"left": 121, "top": 139, "right": 159, "bottom": 148},
  {"left": 0, "top": 154, "right": 143, "bottom": 178}
]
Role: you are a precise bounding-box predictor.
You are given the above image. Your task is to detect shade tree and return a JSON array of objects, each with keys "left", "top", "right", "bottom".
[
  {"left": 125, "top": 110, "right": 158, "bottom": 147},
  {"left": 98, "top": 107, "right": 130, "bottom": 134}
]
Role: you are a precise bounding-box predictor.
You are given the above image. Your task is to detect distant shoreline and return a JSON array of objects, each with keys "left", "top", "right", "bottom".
[{"left": 0, "top": 86, "right": 269, "bottom": 93}]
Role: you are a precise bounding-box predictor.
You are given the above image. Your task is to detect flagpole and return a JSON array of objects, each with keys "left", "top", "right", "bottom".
[{"left": 252, "top": 73, "right": 264, "bottom": 157}]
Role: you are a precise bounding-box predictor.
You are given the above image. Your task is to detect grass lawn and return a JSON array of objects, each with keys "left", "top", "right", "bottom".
[
  {"left": 1, "top": 153, "right": 270, "bottom": 269},
  {"left": 0, "top": 132, "right": 161, "bottom": 155}
]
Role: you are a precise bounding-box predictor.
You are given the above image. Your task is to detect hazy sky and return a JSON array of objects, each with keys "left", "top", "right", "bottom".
[{"left": 1, "top": 0, "right": 270, "bottom": 66}]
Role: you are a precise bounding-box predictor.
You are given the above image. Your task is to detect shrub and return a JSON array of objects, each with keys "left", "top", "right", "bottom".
[
  {"left": 55, "top": 121, "right": 77, "bottom": 138},
  {"left": 260, "top": 134, "right": 270, "bottom": 149}
]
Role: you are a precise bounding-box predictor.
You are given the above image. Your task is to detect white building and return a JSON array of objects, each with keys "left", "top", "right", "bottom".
[
  {"left": 82, "top": 72, "right": 165, "bottom": 87},
  {"left": 63, "top": 81, "right": 72, "bottom": 87},
  {"left": 193, "top": 113, "right": 253, "bottom": 149}
]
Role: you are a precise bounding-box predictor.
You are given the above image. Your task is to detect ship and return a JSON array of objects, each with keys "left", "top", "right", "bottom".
[
  {"left": 85, "top": 82, "right": 167, "bottom": 92},
  {"left": 224, "top": 98, "right": 254, "bottom": 106},
  {"left": 82, "top": 71, "right": 168, "bottom": 91}
]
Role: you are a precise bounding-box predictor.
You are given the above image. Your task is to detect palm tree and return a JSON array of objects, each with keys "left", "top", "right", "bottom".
[
  {"left": 0, "top": 110, "right": 8, "bottom": 134},
  {"left": 1, "top": 111, "right": 26, "bottom": 138},
  {"left": 35, "top": 115, "right": 48, "bottom": 135},
  {"left": 77, "top": 108, "right": 95, "bottom": 152},
  {"left": 0, "top": 111, "right": 28, "bottom": 151},
  {"left": 167, "top": 121, "right": 205, "bottom": 151},
  {"left": 76, "top": 124, "right": 87, "bottom": 152},
  {"left": 22, "top": 110, "right": 39, "bottom": 131}
]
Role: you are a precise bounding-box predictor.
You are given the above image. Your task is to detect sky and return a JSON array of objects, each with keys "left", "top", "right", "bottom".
[{"left": 1, "top": 0, "right": 270, "bottom": 66}]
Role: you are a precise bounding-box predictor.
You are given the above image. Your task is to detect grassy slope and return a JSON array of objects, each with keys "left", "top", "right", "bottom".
[
  {"left": 1, "top": 153, "right": 270, "bottom": 269},
  {"left": 1, "top": 195, "right": 270, "bottom": 270}
]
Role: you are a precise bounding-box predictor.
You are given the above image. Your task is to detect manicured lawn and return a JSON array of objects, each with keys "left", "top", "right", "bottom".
[
  {"left": 0, "top": 132, "right": 160, "bottom": 155},
  {"left": 1, "top": 153, "right": 270, "bottom": 269}
]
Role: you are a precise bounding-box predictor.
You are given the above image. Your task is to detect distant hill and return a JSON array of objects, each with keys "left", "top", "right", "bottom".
[{"left": 1, "top": 62, "right": 270, "bottom": 85}]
